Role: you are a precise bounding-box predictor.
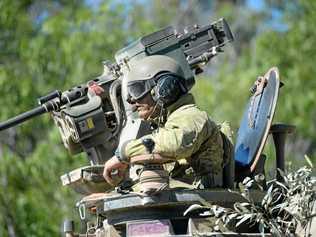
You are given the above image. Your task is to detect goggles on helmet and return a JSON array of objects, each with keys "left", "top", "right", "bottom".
[{"left": 127, "top": 79, "right": 156, "bottom": 101}]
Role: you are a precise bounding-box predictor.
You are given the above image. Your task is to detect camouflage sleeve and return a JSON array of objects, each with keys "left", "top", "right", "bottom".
[
  {"left": 150, "top": 115, "right": 199, "bottom": 159},
  {"left": 124, "top": 108, "right": 208, "bottom": 161},
  {"left": 123, "top": 136, "right": 151, "bottom": 159}
]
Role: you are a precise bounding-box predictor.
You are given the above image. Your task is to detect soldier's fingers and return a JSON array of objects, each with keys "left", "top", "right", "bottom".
[
  {"left": 104, "top": 168, "right": 115, "bottom": 186},
  {"left": 102, "top": 165, "right": 108, "bottom": 180},
  {"left": 117, "top": 168, "right": 126, "bottom": 178}
]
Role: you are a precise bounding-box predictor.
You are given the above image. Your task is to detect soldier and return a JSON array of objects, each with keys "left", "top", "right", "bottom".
[{"left": 103, "top": 55, "right": 225, "bottom": 190}]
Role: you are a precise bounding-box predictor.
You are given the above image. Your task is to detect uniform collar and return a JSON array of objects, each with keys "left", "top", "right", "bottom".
[{"left": 166, "top": 93, "right": 195, "bottom": 117}]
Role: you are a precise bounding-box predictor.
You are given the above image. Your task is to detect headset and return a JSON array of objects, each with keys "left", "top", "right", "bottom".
[{"left": 151, "top": 72, "right": 188, "bottom": 107}]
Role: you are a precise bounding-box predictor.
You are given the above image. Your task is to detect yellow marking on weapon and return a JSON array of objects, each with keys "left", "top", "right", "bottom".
[{"left": 87, "top": 118, "right": 94, "bottom": 129}]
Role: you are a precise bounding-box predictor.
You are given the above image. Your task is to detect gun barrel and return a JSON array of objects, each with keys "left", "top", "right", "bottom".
[
  {"left": 0, "top": 106, "right": 47, "bottom": 131},
  {"left": 0, "top": 84, "right": 89, "bottom": 132}
]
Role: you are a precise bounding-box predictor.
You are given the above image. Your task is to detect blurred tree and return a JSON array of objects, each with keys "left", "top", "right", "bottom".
[
  {"left": 193, "top": 0, "right": 316, "bottom": 164},
  {"left": 0, "top": 1, "right": 157, "bottom": 236},
  {"left": 255, "top": 0, "right": 316, "bottom": 159},
  {"left": 0, "top": 0, "right": 315, "bottom": 236}
]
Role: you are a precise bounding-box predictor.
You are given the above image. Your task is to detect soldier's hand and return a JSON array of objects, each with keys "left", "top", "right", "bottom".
[
  {"left": 103, "top": 156, "right": 128, "bottom": 186},
  {"left": 88, "top": 81, "right": 104, "bottom": 96}
]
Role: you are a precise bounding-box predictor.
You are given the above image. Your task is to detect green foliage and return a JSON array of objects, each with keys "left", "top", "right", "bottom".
[
  {"left": 256, "top": 0, "right": 316, "bottom": 164},
  {"left": 192, "top": 167, "right": 315, "bottom": 236},
  {"left": 0, "top": 1, "right": 179, "bottom": 235},
  {"left": 0, "top": 0, "right": 315, "bottom": 235},
  {"left": 0, "top": 129, "right": 85, "bottom": 236},
  {"left": 254, "top": 1, "right": 316, "bottom": 141},
  {"left": 193, "top": 0, "right": 316, "bottom": 165},
  {"left": 192, "top": 58, "right": 260, "bottom": 131}
]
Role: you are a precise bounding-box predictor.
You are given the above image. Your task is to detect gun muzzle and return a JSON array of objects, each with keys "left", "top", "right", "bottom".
[{"left": 0, "top": 106, "right": 47, "bottom": 131}]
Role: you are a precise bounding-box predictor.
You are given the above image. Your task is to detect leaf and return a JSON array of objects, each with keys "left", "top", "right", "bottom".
[
  {"left": 238, "top": 183, "right": 246, "bottom": 193},
  {"left": 240, "top": 202, "right": 251, "bottom": 207},
  {"left": 214, "top": 225, "right": 220, "bottom": 231},
  {"left": 259, "top": 222, "right": 265, "bottom": 236},
  {"left": 245, "top": 180, "right": 255, "bottom": 188},
  {"left": 275, "top": 181, "right": 289, "bottom": 191},
  {"left": 270, "top": 224, "right": 282, "bottom": 237},
  {"left": 277, "top": 168, "right": 289, "bottom": 183},
  {"left": 215, "top": 217, "right": 221, "bottom": 225},
  {"left": 234, "top": 203, "right": 250, "bottom": 213},
  {"left": 235, "top": 214, "right": 253, "bottom": 227},
  {"left": 228, "top": 213, "right": 238, "bottom": 219},
  {"left": 270, "top": 202, "right": 287, "bottom": 214},
  {"left": 214, "top": 207, "right": 227, "bottom": 217},
  {"left": 242, "top": 176, "right": 252, "bottom": 185},
  {"left": 262, "top": 184, "right": 274, "bottom": 207},
  {"left": 241, "top": 191, "right": 250, "bottom": 200},
  {"left": 304, "top": 154, "right": 314, "bottom": 168},
  {"left": 183, "top": 204, "right": 205, "bottom": 216}
]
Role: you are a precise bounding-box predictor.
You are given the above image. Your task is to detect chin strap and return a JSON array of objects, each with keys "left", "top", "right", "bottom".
[
  {"left": 148, "top": 102, "right": 164, "bottom": 131},
  {"left": 147, "top": 101, "right": 165, "bottom": 129},
  {"left": 157, "top": 102, "right": 165, "bottom": 130}
]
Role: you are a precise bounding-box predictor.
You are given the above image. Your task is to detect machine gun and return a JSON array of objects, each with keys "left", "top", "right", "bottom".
[
  {"left": 115, "top": 18, "right": 233, "bottom": 91},
  {"left": 0, "top": 17, "right": 234, "bottom": 195},
  {"left": 0, "top": 18, "right": 234, "bottom": 164},
  {"left": 0, "top": 68, "right": 122, "bottom": 162}
]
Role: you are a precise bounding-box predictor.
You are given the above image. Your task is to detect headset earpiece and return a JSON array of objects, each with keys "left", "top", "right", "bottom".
[
  {"left": 152, "top": 73, "right": 187, "bottom": 107},
  {"left": 150, "top": 88, "right": 155, "bottom": 97}
]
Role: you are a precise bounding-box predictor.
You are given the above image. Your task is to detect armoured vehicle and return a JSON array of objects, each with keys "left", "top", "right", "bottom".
[{"left": 0, "top": 18, "right": 298, "bottom": 236}]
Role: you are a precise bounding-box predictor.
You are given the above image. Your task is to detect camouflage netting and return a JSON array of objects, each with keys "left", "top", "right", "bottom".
[{"left": 186, "top": 166, "right": 316, "bottom": 236}]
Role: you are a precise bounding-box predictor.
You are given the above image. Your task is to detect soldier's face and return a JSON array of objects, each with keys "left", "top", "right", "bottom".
[{"left": 134, "top": 93, "right": 156, "bottom": 120}]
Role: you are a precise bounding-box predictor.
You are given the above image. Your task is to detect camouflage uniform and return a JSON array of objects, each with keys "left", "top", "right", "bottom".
[{"left": 122, "top": 93, "right": 224, "bottom": 187}]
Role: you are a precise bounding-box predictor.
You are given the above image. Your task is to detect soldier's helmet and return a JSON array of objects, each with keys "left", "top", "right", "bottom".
[{"left": 126, "top": 55, "right": 188, "bottom": 107}]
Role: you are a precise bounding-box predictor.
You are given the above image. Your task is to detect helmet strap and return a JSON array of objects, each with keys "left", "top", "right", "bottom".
[
  {"left": 147, "top": 101, "right": 165, "bottom": 129},
  {"left": 147, "top": 101, "right": 159, "bottom": 121}
]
